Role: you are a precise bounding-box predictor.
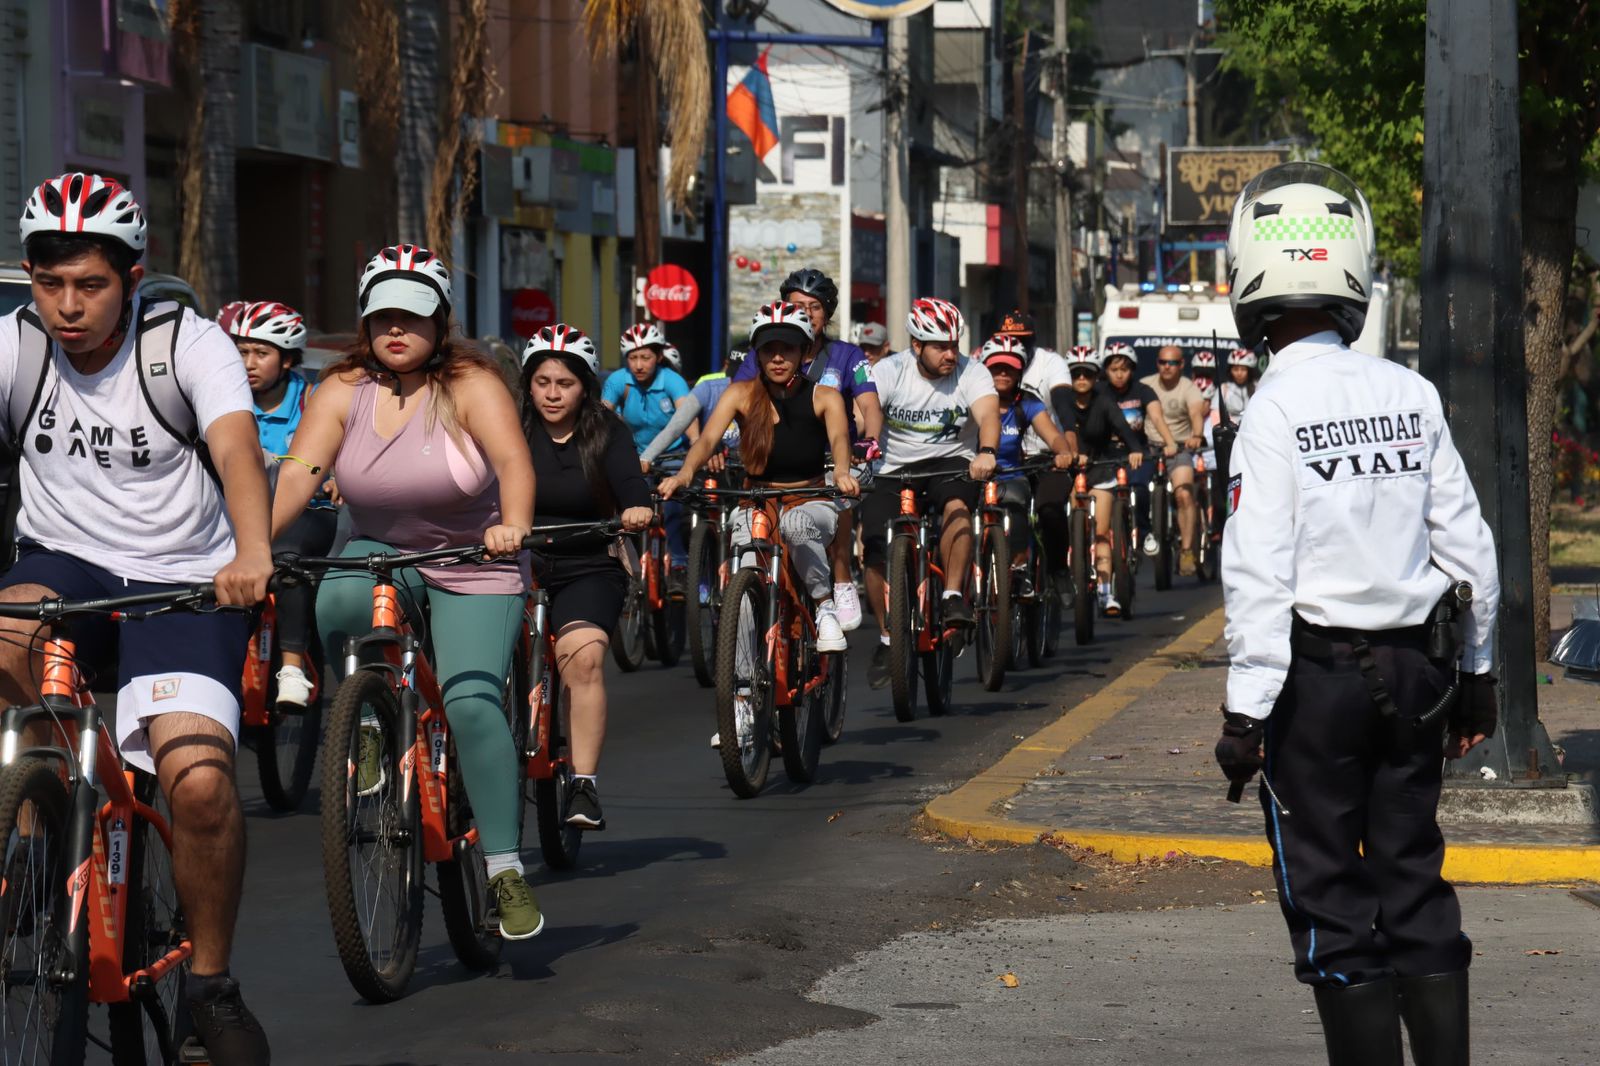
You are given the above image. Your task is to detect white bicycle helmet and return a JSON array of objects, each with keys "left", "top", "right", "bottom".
[
  {"left": 662, "top": 344, "right": 684, "bottom": 372},
  {"left": 1228, "top": 347, "right": 1259, "bottom": 369},
  {"left": 215, "top": 300, "right": 250, "bottom": 333},
  {"left": 521, "top": 323, "right": 599, "bottom": 375},
  {"left": 358, "top": 244, "right": 452, "bottom": 318},
  {"left": 905, "top": 297, "right": 964, "bottom": 343},
  {"left": 748, "top": 301, "right": 815, "bottom": 351},
  {"left": 227, "top": 301, "right": 308, "bottom": 352},
  {"left": 20, "top": 173, "right": 147, "bottom": 257},
  {"left": 980, "top": 334, "right": 1028, "bottom": 371},
  {"left": 1100, "top": 342, "right": 1136, "bottom": 367},
  {"left": 1226, "top": 161, "right": 1374, "bottom": 349},
  {"left": 1191, "top": 350, "right": 1218, "bottom": 373},
  {"left": 620, "top": 322, "right": 668, "bottom": 355},
  {"left": 1065, "top": 345, "right": 1102, "bottom": 374}
]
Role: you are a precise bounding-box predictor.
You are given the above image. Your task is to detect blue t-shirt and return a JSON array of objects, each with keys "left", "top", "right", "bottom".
[
  {"left": 997, "top": 394, "right": 1047, "bottom": 476},
  {"left": 734, "top": 339, "right": 876, "bottom": 438},
  {"left": 691, "top": 373, "right": 740, "bottom": 451},
  {"left": 603, "top": 366, "right": 691, "bottom": 453},
  {"left": 253, "top": 370, "right": 312, "bottom": 457}
]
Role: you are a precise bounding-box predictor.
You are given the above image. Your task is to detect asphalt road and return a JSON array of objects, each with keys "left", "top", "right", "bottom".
[{"left": 96, "top": 570, "right": 1223, "bottom": 1066}]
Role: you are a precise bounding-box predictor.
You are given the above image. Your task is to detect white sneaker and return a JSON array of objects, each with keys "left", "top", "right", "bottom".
[
  {"left": 1143, "top": 533, "right": 1160, "bottom": 556},
  {"left": 274, "top": 665, "right": 313, "bottom": 707},
  {"left": 710, "top": 731, "right": 722, "bottom": 749},
  {"left": 1097, "top": 582, "right": 1111, "bottom": 612},
  {"left": 815, "top": 601, "right": 848, "bottom": 652},
  {"left": 1104, "top": 592, "right": 1123, "bottom": 618},
  {"left": 833, "top": 581, "right": 863, "bottom": 631}
]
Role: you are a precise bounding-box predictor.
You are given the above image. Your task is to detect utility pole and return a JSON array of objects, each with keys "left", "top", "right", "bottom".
[
  {"left": 1012, "top": 30, "right": 1031, "bottom": 313},
  {"left": 1421, "top": 0, "right": 1557, "bottom": 783},
  {"left": 1049, "top": 0, "right": 1073, "bottom": 349},
  {"left": 885, "top": 17, "right": 911, "bottom": 348},
  {"left": 635, "top": 17, "right": 662, "bottom": 279},
  {"left": 1185, "top": 37, "right": 1199, "bottom": 283}
]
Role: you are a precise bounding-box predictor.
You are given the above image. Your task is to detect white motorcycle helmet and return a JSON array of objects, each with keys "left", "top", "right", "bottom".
[{"left": 1225, "top": 162, "right": 1374, "bottom": 350}]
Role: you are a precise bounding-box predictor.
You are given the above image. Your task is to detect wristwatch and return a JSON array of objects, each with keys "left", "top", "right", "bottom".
[{"left": 977, "top": 446, "right": 997, "bottom": 456}]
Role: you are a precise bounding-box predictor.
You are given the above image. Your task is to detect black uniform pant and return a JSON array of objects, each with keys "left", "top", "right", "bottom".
[{"left": 1260, "top": 625, "right": 1471, "bottom": 987}]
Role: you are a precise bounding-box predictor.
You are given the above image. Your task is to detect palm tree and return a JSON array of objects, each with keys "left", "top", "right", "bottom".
[
  {"left": 172, "top": 0, "right": 242, "bottom": 311},
  {"left": 396, "top": 0, "right": 443, "bottom": 241}
]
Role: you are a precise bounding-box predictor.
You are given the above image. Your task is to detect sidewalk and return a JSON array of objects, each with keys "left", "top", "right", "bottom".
[{"left": 925, "top": 606, "right": 1600, "bottom": 884}]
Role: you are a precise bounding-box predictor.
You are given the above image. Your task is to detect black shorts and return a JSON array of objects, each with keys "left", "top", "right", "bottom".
[
  {"left": 860, "top": 458, "right": 982, "bottom": 565},
  {"left": 0, "top": 542, "right": 250, "bottom": 773},
  {"left": 531, "top": 551, "right": 629, "bottom": 634}
]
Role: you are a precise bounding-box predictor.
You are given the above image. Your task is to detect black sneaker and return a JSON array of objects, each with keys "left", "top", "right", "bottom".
[
  {"left": 565, "top": 778, "right": 606, "bottom": 830},
  {"left": 187, "top": 976, "right": 270, "bottom": 1066},
  {"left": 868, "top": 642, "right": 892, "bottom": 689},
  {"left": 942, "top": 596, "right": 974, "bottom": 627},
  {"left": 667, "top": 566, "right": 688, "bottom": 601}
]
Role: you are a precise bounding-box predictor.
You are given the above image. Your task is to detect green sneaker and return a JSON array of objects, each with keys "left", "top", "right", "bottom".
[
  {"left": 355, "top": 723, "right": 386, "bottom": 797},
  {"left": 489, "top": 870, "right": 545, "bottom": 940}
]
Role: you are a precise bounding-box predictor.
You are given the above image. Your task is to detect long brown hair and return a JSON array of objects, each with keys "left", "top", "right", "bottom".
[
  {"left": 323, "top": 312, "right": 507, "bottom": 451},
  {"left": 731, "top": 379, "right": 778, "bottom": 476}
]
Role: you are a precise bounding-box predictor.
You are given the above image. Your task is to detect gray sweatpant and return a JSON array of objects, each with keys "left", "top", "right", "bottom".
[{"left": 730, "top": 500, "right": 841, "bottom": 603}]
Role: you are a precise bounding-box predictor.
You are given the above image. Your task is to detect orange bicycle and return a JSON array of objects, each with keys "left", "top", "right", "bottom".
[
  {"left": 239, "top": 593, "right": 322, "bottom": 812},
  {"left": 612, "top": 459, "right": 688, "bottom": 672},
  {"left": 0, "top": 585, "right": 230, "bottom": 1065},
  {"left": 883, "top": 471, "right": 976, "bottom": 723}
]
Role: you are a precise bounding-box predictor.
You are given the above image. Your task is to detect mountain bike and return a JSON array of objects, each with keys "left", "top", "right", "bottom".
[
  {"left": 973, "top": 461, "right": 1059, "bottom": 690},
  {"left": 883, "top": 471, "right": 974, "bottom": 722},
  {"left": 1069, "top": 470, "right": 1097, "bottom": 645},
  {"left": 613, "top": 457, "right": 688, "bottom": 672},
  {"left": 694, "top": 485, "right": 848, "bottom": 798},
  {"left": 1151, "top": 453, "right": 1174, "bottom": 591},
  {"left": 240, "top": 592, "right": 322, "bottom": 812},
  {"left": 1021, "top": 474, "right": 1062, "bottom": 667},
  {"left": 685, "top": 459, "right": 744, "bottom": 689},
  {"left": 0, "top": 585, "right": 231, "bottom": 1065},
  {"left": 1192, "top": 454, "right": 1218, "bottom": 583}
]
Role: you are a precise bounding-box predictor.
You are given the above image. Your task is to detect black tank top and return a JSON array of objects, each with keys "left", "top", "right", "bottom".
[{"left": 756, "top": 378, "right": 829, "bottom": 482}]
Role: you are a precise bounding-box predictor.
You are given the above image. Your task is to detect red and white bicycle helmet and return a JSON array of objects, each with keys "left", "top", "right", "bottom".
[
  {"left": 662, "top": 344, "right": 684, "bottom": 372},
  {"left": 980, "top": 334, "right": 1028, "bottom": 372},
  {"left": 1101, "top": 342, "right": 1136, "bottom": 367},
  {"left": 748, "top": 301, "right": 815, "bottom": 351},
  {"left": 521, "top": 323, "right": 599, "bottom": 375},
  {"left": 620, "top": 322, "right": 668, "bottom": 355},
  {"left": 1191, "top": 350, "right": 1218, "bottom": 373},
  {"left": 358, "top": 244, "right": 451, "bottom": 318},
  {"left": 1194, "top": 376, "right": 1217, "bottom": 400},
  {"left": 905, "top": 297, "right": 964, "bottom": 343},
  {"left": 215, "top": 300, "right": 250, "bottom": 333},
  {"left": 20, "top": 173, "right": 147, "bottom": 257},
  {"left": 1228, "top": 347, "right": 1258, "bottom": 370},
  {"left": 227, "top": 301, "right": 307, "bottom": 352},
  {"left": 1065, "top": 345, "right": 1103, "bottom": 374}
]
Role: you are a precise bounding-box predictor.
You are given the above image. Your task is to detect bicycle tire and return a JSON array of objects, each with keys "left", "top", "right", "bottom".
[
  {"left": 436, "top": 730, "right": 501, "bottom": 972},
  {"left": 686, "top": 520, "right": 720, "bottom": 688},
  {"left": 1195, "top": 476, "right": 1217, "bottom": 583},
  {"left": 255, "top": 635, "right": 322, "bottom": 813},
  {"left": 1070, "top": 508, "right": 1095, "bottom": 645},
  {"left": 1151, "top": 478, "right": 1172, "bottom": 592},
  {"left": 778, "top": 626, "right": 824, "bottom": 784},
  {"left": 107, "top": 771, "right": 187, "bottom": 1066},
  {"left": 886, "top": 536, "right": 919, "bottom": 723},
  {"left": 610, "top": 541, "right": 647, "bottom": 672},
  {"left": 820, "top": 649, "right": 847, "bottom": 745},
  {"left": 1111, "top": 497, "right": 1134, "bottom": 620},
  {"left": 713, "top": 569, "right": 773, "bottom": 798},
  {"left": 320, "top": 669, "right": 423, "bottom": 1003},
  {"left": 527, "top": 647, "right": 582, "bottom": 871},
  {"left": 974, "top": 532, "right": 1010, "bottom": 692},
  {"left": 922, "top": 564, "right": 955, "bottom": 716},
  {"left": 0, "top": 758, "right": 88, "bottom": 1066}
]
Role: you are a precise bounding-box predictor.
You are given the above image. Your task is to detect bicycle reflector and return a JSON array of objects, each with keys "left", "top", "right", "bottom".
[
  {"left": 984, "top": 481, "right": 1000, "bottom": 505},
  {"left": 702, "top": 477, "right": 716, "bottom": 489},
  {"left": 751, "top": 507, "right": 773, "bottom": 541},
  {"left": 1074, "top": 473, "right": 1088, "bottom": 494},
  {"left": 1116, "top": 467, "right": 1129, "bottom": 487},
  {"left": 899, "top": 487, "right": 917, "bottom": 515},
  {"left": 1196, "top": 455, "right": 1208, "bottom": 474}
]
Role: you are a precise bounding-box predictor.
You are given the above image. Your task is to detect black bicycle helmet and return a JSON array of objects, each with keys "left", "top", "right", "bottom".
[{"left": 778, "top": 267, "right": 839, "bottom": 320}]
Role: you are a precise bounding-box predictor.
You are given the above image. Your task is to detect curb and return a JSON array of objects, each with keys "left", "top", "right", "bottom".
[{"left": 923, "top": 607, "right": 1600, "bottom": 885}]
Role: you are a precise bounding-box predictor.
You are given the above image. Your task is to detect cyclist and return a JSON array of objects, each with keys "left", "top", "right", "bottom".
[
  {"left": 1222, "top": 347, "right": 1258, "bottom": 419},
  {"left": 225, "top": 299, "right": 337, "bottom": 707},
  {"left": 691, "top": 347, "right": 746, "bottom": 472},
  {"left": 0, "top": 173, "right": 273, "bottom": 1062},
  {"left": 1141, "top": 346, "right": 1207, "bottom": 576},
  {"left": 604, "top": 322, "right": 697, "bottom": 593},
  {"left": 861, "top": 297, "right": 1000, "bottom": 688},
  {"left": 1099, "top": 342, "right": 1177, "bottom": 557},
  {"left": 982, "top": 335, "right": 1076, "bottom": 585},
  {"left": 733, "top": 268, "right": 882, "bottom": 632},
  {"left": 853, "top": 320, "right": 891, "bottom": 364},
  {"left": 662, "top": 342, "right": 686, "bottom": 377},
  {"left": 659, "top": 302, "right": 859, "bottom": 648},
  {"left": 519, "top": 324, "right": 653, "bottom": 831},
  {"left": 1063, "top": 346, "right": 1145, "bottom": 617},
  {"left": 269, "top": 243, "right": 544, "bottom": 941}
]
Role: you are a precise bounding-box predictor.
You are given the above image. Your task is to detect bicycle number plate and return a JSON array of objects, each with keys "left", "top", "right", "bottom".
[
  {"left": 108, "top": 819, "right": 128, "bottom": 886},
  {"left": 429, "top": 721, "right": 447, "bottom": 775}
]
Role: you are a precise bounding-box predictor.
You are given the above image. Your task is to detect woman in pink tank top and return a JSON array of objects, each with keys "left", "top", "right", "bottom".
[{"left": 270, "top": 244, "right": 546, "bottom": 940}]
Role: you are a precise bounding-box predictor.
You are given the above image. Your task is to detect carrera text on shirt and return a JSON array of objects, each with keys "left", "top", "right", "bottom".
[
  {"left": 0, "top": 300, "right": 252, "bottom": 584},
  {"left": 871, "top": 351, "right": 998, "bottom": 472}
]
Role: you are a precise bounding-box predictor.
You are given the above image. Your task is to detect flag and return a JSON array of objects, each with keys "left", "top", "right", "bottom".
[{"left": 726, "top": 48, "right": 779, "bottom": 160}]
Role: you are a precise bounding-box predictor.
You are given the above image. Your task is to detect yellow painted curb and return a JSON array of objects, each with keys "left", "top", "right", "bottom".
[{"left": 923, "top": 608, "right": 1600, "bottom": 885}]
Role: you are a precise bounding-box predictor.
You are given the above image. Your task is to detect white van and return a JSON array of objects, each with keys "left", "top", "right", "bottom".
[{"left": 1097, "top": 283, "right": 1242, "bottom": 377}]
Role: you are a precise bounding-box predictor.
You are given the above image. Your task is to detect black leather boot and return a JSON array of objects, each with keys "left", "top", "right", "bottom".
[
  {"left": 1313, "top": 977, "right": 1403, "bottom": 1066},
  {"left": 1399, "top": 970, "right": 1470, "bottom": 1066}
]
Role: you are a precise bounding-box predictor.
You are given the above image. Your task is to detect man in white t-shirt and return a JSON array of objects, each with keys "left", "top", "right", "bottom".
[
  {"left": 0, "top": 174, "right": 273, "bottom": 1064},
  {"left": 1142, "top": 346, "right": 1209, "bottom": 576},
  {"left": 860, "top": 297, "right": 999, "bottom": 688}
]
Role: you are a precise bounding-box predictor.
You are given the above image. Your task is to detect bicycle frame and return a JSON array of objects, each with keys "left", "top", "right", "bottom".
[
  {"left": 888, "top": 486, "right": 952, "bottom": 655},
  {"left": 741, "top": 505, "right": 832, "bottom": 708},
  {"left": 523, "top": 590, "right": 561, "bottom": 781},
  {"left": 240, "top": 594, "right": 320, "bottom": 729},
  {"left": 0, "top": 636, "right": 190, "bottom": 1006}
]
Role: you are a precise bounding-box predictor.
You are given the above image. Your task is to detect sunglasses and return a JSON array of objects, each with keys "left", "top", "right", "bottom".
[
  {"left": 1070, "top": 368, "right": 1098, "bottom": 379},
  {"left": 1157, "top": 359, "right": 1183, "bottom": 367}
]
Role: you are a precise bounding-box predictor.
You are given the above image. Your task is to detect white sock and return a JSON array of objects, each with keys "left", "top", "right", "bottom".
[
  {"left": 485, "top": 851, "right": 523, "bottom": 879},
  {"left": 879, "top": 632, "right": 891, "bottom": 646},
  {"left": 942, "top": 589, "right": 961, "bottom": 600},
  {"left": 573, "top": 774, "right": 597, "bottom": 785}
]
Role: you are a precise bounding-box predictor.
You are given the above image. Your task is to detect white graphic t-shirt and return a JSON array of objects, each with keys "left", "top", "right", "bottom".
[
  {"left": 1019, "top": 346, "right": 1070, "bottom": 454},
  {"left": 0, "top": 301, "right": 252, "bottom": 583},
  {"left": 872, "top": 350, "right": 998, "bottom": 472}
]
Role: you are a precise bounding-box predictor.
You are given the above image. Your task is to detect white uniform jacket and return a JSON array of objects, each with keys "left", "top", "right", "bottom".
[{"left": 1221, "top": 331, "right": 1500, "bottom": 720}]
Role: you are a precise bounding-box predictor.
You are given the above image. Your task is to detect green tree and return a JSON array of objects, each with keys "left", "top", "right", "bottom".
[{"left": 1220, "top": 0, "right": 1600, "bottom": 655}]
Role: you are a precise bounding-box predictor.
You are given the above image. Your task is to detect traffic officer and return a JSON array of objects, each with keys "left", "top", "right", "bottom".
[{"left": 1213, "top": 162, "right": 1500, "bottom": 1066}]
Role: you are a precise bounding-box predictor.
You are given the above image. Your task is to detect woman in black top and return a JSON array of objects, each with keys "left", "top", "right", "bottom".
[
  {"left": 1063, "top": 347, "right": 1144, "bottom": 617},
  {"left": 520, "top": 324, "right": 653, "bottom": 831},
  {"left": 659, "top": 301, "right": 858, "bottom": 652}
]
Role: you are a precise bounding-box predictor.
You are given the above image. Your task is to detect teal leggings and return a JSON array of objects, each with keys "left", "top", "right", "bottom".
[{"left": 317, "top": 538, "right": 525, "bottom": 857}]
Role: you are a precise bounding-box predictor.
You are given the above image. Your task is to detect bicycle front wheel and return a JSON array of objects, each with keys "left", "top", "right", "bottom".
[
  {"left": 0, "top": 757, "right": 88, "bottom": 1066},
  {"left": 713, "top": 569, "right": 773, "bottom": 798},
  {"left": 256, "top": 638, "right": 322, "bottom": 813},
  {"left": 1111, "top": 496, "right": 1134, "bottom": 620},
  {"left": 1070, "top": 508, "right": 1095, "bottom": 646},
  {"left": 974, "top": 531, "right": 1010, "bottom": 692},
  {"left": 686, "top": 520, "right": 720, "bottom": 688},
  {"left": 1151, "top": 478, "right": 1172, "bottom": 592},
  {"left": 778, "top": 627, "right": 823, "bottom": 785},
  {"left": 611, "top": 540, "right": 648, "bottom": 672},
  {"left": 820, "top": 649, "right": 847, "bottom": 745},
  {"left": 886, "top": 536, "right": 920, "bottom": 723},
  {"left": 108, "top": 773, "right": 187, "bottom": 1066},
  {"left": 320, "top": 669, "right": 423, "bottom": 1003}
]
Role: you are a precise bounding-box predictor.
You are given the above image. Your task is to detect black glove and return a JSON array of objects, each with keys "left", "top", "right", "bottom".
[
  {"left": 1451, "top": 673, "right": 1498, "bottom": 740},
  {"left": 1214, "top": 707, "right": 1265, "bottom": 784}
]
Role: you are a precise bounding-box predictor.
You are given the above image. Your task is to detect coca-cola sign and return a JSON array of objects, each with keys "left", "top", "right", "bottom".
[
  {"left": 509, "top": 288, "right": 556, "bottom": 338},
  {"left": 645, "top": 264, "right": 700, "bottom": 322}
]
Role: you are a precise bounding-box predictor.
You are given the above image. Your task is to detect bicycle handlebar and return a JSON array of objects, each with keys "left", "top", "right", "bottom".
[
  {"left": 0, "top": 584, "right": 221, "bottom": 622},
  {"left": 677, "top": 484, "right": 848, "bottom": 505}
]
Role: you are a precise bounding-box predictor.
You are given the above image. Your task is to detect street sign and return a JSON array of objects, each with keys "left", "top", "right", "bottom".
[
  {"left": 1166, "top": 147, "right": 1289, "bottom": 227},
  {"left": 818, "top": 0, "right": 937, "bottom": 17},
  {"left": 509, "top": 288, "right": 556, "bottom": 338},
  {"left": 645, "top": 264, "right": 700, "bottom": 322}
]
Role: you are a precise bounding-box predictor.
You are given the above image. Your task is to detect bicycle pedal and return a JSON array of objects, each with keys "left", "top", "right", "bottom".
[{"left": 178, "top": 1038, "right": 211, "bottom": 1065}]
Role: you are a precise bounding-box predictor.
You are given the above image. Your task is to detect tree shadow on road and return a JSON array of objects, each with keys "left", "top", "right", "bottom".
[
  {"left": 839, "top": 724, "right": 941, "bottom": 746},
  {"left": 541, "top": 835, "right": 729, "bottom": 882}
]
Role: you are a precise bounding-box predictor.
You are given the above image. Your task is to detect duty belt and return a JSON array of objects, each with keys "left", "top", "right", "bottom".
[{"left": 1291, "top": 618, "right": 1430, "bottom": 719}]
